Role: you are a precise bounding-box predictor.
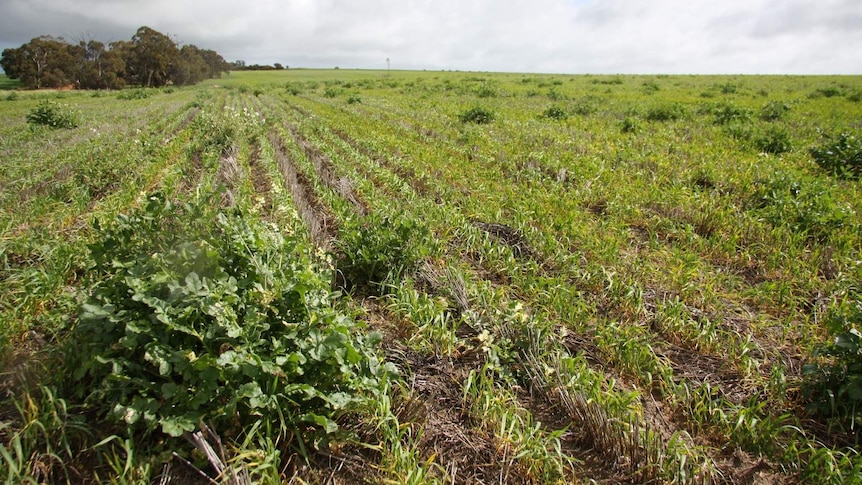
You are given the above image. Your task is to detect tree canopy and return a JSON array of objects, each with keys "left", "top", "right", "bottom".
[{"left": 1, "top": 26, "right": 231, "bottom": 89}]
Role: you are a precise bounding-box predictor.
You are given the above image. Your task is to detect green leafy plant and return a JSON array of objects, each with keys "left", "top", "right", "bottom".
[
  {"left": 475, "top": 83, "right": 498, "bottom": 98},
  {"left": 546, "top": 87, "right": 566, "bottom": 101},
  {"left": 25, "top": 100, "right": 79, "bottom": 129},
  {"left": 620, "top": 116, "right": 639, "bottom": 134},
  {"left": 66, "top": 193, "right": 392, "bottom": 450},
  {"left": 458, "top": 106, "right": 495, "bottom": 124},
  {"left": 717, "top": 82, "right": 738, "bottom": 94},
  {"left": 803, "top": 291, "right": 862, "bottom": 432},
  {"left": 542, "top": 105, "right": 567, "bottom": 121},
  {"left": 811, "top": 131, "right": 862, "bottom": 179},
  {"left": 810, "top": 86, "right": 844, "bottom": 98},
  {"left": 760, "top": 101, "right": 790, "bottom": 121},
  {"left": 752, "top": 171, "right": 850, "bottom": 240},
  {"left": 711, "top": 102, "right": 752, "bottom": 125},
  {"left": 336, "top": 212, "right": 429, "bottom": 293},
  {"left": 754, "top": 125, "right": 792, "bottom": 154},
  {"left": 571, "top": 95, "right": 601, "bottom": 115},
  {"left": 641, "top": 81, "right": 660, "bottom": 94},
  {"left": 284, "top": 83, "right": 302, "bottom": 95},
  {"left": 323, "top": 87, "right": 342, "bottom": 98},
  {"left": 645, "top": 103, "right": 685, "bottom": 122}
]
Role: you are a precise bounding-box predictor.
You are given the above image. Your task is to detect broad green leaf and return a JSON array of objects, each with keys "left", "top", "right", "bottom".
[{"left": 160, "top": 416, "right": 196, "bottom": 437}]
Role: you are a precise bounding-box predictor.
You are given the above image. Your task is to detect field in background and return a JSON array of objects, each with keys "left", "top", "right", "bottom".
[
  {"left": 0, "top": 74, "right": 21, "bottom": 90},
  {"left": 1, "top": 70, "right": 861, "bottom": 483}
]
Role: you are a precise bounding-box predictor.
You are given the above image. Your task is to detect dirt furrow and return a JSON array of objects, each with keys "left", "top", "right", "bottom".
[
  {"left": 267, "top": 131, "right": 337, "bottom": 248},
  {"left": 282, "top": 122, "right": 369, "bottom": 216}
]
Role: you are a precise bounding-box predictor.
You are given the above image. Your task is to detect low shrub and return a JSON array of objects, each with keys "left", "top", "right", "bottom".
[
  {"left": 542, "top": 105, "right": 567, "bottom": 121},
  {"left": 759, "top": 101, "right": 790, "bottom": 122},
  {"left": 642, "top": 81, "right": 660, "bottom": 94},
  {"left": 323, "top": 87, "right": 342, "bottom": 98},
  {"left": 752, "top": 171, "right": 851, "bottom": 241},
  {"left": 475, "top": 83, "right": 498, "bottom": 98},
  {"left": 718, "top": 82, "right": 739, "bottom": 94},
  {"left": 336, "top": 212, "right": 429, "bottom": 293},
  {"left": 459, "top": 106, "right": 495, "bottom": 124},
  {"left": 620, "top": 116, "right": 639, "bottom": 134},
  {"left": 804, "top": 290, "right": 862, "bottom": 432},
  {"left": 67, "top": 193, "right": 392, "bottom": 447},
  {"left": 810, "top": 131, "right": 862, "bottom": 179},
  {"left": 810, "top": 86, "right": 843, "bottom": 98},
  {"left": 645, "top": 103, "right": 685, "bottom": 122},
  {"left": 711, "top": 102, "right": 752, "bottom": 125},
  {"left": 26, "top": 100, "right": 79, "bottom": 129},
  {"left": 116, "top": 88, "right": 151, "bottom": 100},
  {"left": 754, "top": 125, "right": 792, "bottom": 154},
  {"left": 571, "top": 96, "right": 601, "bottom": 116}
]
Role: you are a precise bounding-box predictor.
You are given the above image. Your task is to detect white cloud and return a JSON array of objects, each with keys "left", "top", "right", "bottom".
[{"left": 0, "top": 0, "right": 859, "bottom": 73}]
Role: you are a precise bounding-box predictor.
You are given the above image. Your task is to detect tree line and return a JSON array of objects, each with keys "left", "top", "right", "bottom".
[
  {"left": 1, "top": 26, "right": 231, "bottom": 90},
  {"left": 231, "top": 60, "right": 288, "bottom": 71}
]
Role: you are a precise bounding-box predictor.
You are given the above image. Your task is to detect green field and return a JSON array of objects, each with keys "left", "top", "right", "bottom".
[
  {"left": 0, "top": 74, "right": 21, "bottom": 90},
  {"left": 2, "top": 70, "right": 862, "bottom": 483}
]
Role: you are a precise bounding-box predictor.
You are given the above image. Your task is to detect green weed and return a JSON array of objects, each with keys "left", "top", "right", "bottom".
[
  {"left": 25, "top": 100, "right": 79, "bottom": 129},
  {"left": 811, "top": 131, "right": 862, "bottom": 179},
  {"left": 458, "top": 106, "right": 495, "bottom": 124},
  {"left": 67, "top": 193, "right": 393, "bottom": 452}
]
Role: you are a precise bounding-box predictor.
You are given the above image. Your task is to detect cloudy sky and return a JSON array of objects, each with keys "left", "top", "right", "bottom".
[{"left": 1, "top": 0, "right": 860, "bottom": 74}]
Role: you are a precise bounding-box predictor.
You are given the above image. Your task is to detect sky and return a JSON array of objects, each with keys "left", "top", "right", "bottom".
[{"left": 0, "top": 0, "right": 860, "bottom": 74}]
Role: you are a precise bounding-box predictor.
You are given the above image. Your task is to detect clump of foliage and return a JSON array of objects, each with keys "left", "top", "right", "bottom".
[
  {"left": 620, "top": 116, "right": 639, "bottom": 134},
  {"left": 5, "top": 91, "right": 19, "bottom": 101},
  {"left": 346, "top": 93, "right": 362, "bottom": 104},
  {"left": 475, "top": 83, "right": 498, "bottom": 98},
  {"left": 754, "top": 125, "right": 792, "bottom": 154},
  {"left": 285, "top": 82, "right": 302, "bottom": 95},
  {"left": 710, "top": 102, "right": 752, "bottom": 125},
  {"left": 336, "top": 212, "right": 429, "bottom": 293},
  {"left": 116, "top": 88, "right": 151, "bottom": 100},
  {"left": 459, "top": 106, "right": 495, "bottom": 124},
  {"left": 591, "top": 77, "right": 624, "bottom": 85},
  {"left": 323, "top": 87, "right": 342, "bottom": 98},
  {"left": 641, "top": 81, "right": 660, "bottom": 94},
  {"left": 803, "top": 290, "right": 862, "bottom": 432},
  {"left": 810, "top": 131, "right": 862, "bottom": 179},
  {"left": 26, "top": 99, "right": 79, "bottom": 128},
  {"left": 752, "top": 171, "right": 851, "bottom": 241},
  {"left": 547, "top": 87, "right": 566, "bottom": 101},
  {"left": 66, "top": 193, "right": 392, "bottom": 445},
  {"left": 717, "top": 82, "right": 739, "bottom": 94},
  {"left": 187, "top": 108, "right": 261, "bottom": 157},
  {"left": 645, "top": 103, "right": 685, "bottom": 122},
  {"left": 810, "top": 86, "right": 844, "bottom": 98},
  {"left": 571, "top": 95, "right": 601, "bottom": 116},
  {"left": 542, "top": 105, "right": 568, "bottom": 121},
  {"left": 759, "top": 100, "right": 790, "bottom": 121}
]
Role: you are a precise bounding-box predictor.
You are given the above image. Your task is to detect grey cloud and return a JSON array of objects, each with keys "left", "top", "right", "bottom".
[
  {"left": 0, "top": 0, "right": 859, "bottom": 73},
  {"left": 751, "top": 0, "right": 862, "bottom": 37}
]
